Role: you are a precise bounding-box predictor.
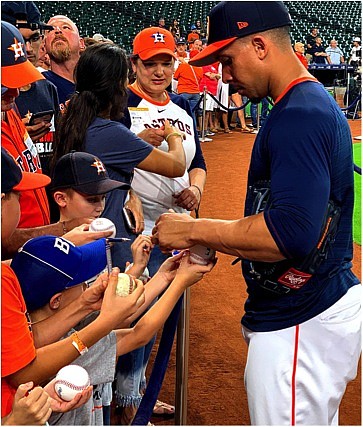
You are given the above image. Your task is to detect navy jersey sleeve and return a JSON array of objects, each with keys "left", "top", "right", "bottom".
[
  {"left": 86, "top": 119, "right": 153, "bottom": 175},
  {"left": 264, "top": 105, "right": 333, "bottom": 259}
]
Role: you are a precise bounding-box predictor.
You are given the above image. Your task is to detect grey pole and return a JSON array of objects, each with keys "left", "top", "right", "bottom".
[
  {"left": 174, "top": 287, "right": 191, "bottom": 425},
  {"left": 200, "top": 86, "right": 208, "bottom": 142}
]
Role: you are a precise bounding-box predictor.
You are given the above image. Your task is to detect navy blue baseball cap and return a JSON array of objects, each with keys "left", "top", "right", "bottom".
[
  {"left": 1, "top": 146, "right": 51, "bottom": 194},
  {"left": 1, "top": 20, "right": 44, "bottom": 88},
  {"left": 189, "top": 1, "right": 292, "bottom": 66},
  {"left": 50, "top": 151, "right": 130, "bottom": 195},
  {"left": 11, "top": 235, "right": 108, "bottom": 311}
]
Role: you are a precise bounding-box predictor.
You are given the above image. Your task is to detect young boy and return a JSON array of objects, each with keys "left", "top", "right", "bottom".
[
  {"left": 9, "top": 151, "right": 216, "bottom": 425},
  {"left": 1, "top": 146, "right": 146, "bottom": 419}
]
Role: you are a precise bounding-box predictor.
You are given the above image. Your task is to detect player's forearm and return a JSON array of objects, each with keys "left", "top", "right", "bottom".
[
  {"left": 31, "top": 299, "right": 93, "bottom": 348},
  {"left": 190, "top": 214, "right": 284, "bottom": 262}
]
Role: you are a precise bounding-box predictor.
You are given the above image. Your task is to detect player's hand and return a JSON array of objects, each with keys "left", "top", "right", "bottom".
[
  {"left": 124, "top": 191, "right": 145, "bottom": 234},
  {"left": 44, "top": 379, "right": 93, "bottom": 413},
  {"left": 130, "top": 235, "right": 153, "bottom": 272},
  {"left": 174, "top": 251, "right": 216, "bottom": 288},
  {"left": 138, "top": 128, "right": 165, "bottom": 147},
  {"left": 173, "top": 185, "right": 201, "bottom": 211},
  {"left": 63, "top": 223, "right": 114, "bottom": 245},
  {"left": 22, "top": 118, "right": 52, "bottom": 141},
  {"left": 152, "top": 211, "right": 195, "bottom": 251},
  {"left": 2, "top": 382, "right": 52, "bottom": 425},
  {"left": 98, "top": 268, "right": 145, "bottom": 329}
]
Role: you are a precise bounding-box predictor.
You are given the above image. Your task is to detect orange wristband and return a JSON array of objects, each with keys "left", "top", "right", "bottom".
[{"left": 71, "top": 332, "right": 88, "bottom": 356}]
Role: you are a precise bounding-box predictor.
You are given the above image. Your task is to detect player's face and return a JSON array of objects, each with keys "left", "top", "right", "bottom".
[
  {"left": 134, "top": 54, "right": 174, "bottom": 100},
  {"left": 45, "top": 16, "right": 83, "bottom": 62},
  {"left": 218, "top": 39, "right": 267, "bottom": 101},
  {"left": 1, "top": 88, "right": 20, "bottom": 111},
  {"left": 1, "top": 191, "right": 20, "bottom": 240},
  {"left": 61, "top": 190, "right": 106, "bottom": 221}
]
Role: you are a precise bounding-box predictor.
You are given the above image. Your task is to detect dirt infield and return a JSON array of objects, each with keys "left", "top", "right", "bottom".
[{"left": 147, "top": 119, "right": 362, "bottom": 426}]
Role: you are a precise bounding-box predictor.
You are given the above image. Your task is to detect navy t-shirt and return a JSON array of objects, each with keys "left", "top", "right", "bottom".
[
  {"left": 242, "top": 80, "right": 359, "bottom": 332},
  {"left": 42, "top": 70, "right": 75, "bottom": 110},
  {"left": 84, "top": 117, "right": 153, "bottom": 269}
]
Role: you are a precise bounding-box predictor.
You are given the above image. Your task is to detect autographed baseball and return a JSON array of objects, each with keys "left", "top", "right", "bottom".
[
  {"left": 116, "top": 273, "right": 137, "bottom": 296},
  {"left": 89, "top": 218, "right": 116, "bottom": 238},
  {"left": 54, "top": 365, "right": 90, "bottom": 401},
  {"left": 189, "top": 245, "right": 216, "bottom": 265}
]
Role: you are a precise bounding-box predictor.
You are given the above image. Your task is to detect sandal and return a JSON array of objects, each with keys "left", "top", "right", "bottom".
[
  {"left": 152, "top": 400, "right": 175, "bottom": 418},
  {"left": 210, "top": 128, "right": 219, "bottom": 133},
  {"left": 224, "top": 128, "right": 233, "bottom": 133},
  {"left": 241, "top": 127, "right": 255, "bottom": 133}
]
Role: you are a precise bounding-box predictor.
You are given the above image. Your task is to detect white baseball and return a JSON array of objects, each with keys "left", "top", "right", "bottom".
[
  {"left": 89, "top": 218, "right": 116, "bottom": 238},
  {"left": 189, "top": 245, "right": 216, "bottom": 265},
  {"left": 116, "top": 273, "right": 137, "bottom": 296},
  {"left": 54, "top": 365, "right": 90, "bottom": 401}
]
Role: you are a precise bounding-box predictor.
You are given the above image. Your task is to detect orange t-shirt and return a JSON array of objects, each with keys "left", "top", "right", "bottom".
[
  {"left": 174, "top": 63, "right": 203, "bottom": 94},
  {"left": 295, "top": 51, "right": 309, "bottom": 69},
  {"left": 187, "top": 33, "right": 200, "bottom": 43},
  {"left": 1, "top": 264, "right": 36, "bottom": 417},
  {"left": 1, "top": 109, "right": 50, "bottom": 227}
]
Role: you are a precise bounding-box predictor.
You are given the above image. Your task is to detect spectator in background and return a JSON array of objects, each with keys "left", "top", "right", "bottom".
[
  {"left": 199, "top": 62, "right": 221, "bottom": 135},
  {"left": 175, "top": 37, "right": 189, "bottom": 62},
  {"left": 188, "top": 24, "right": 200, "bottom": 44},
  {"left": 190, "top": 38, "right": 203, "bottom": 54},
  {"left": 250, "top": 98, "right": 270, "bottom": 131},
  {"left": 194, "top": 19, "right": 206, "bottom": 38},
  {"left": 1, "top": 1, "right": 58, "bottom": 176},
  {"left": 157, "top": 17, "right": 166, "bottom": 29},
  {"left": 294, "top": 41, "right": 308, "bottom": 69},
  {"left": 311, "top": 37, "right": 331, "bottom": 64},
  {"left": 43, "top": 15, "right": 85, "bottom": 110},
  {"left": 169, "top": 19, "right": 180, "bottom": 39},
  {"left": 349, "top": 37, "right": 361, "bottom": 68},
  {"left": 326, "top": 39, "right": 345, "bottom": 64},
  {"left": 37, "top": 41, "right": 51, "bottom": 71},
  {"left": 305, "top": 27, "right": 319, "bottom": 63}
]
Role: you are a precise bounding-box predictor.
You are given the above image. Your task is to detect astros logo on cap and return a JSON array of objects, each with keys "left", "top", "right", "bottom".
[
  {"left": 91, "top": 159, "right": 106, "bottom": 175},
  {"left": 8, "top": 37, "right": 25, "bottom": 60},
  {"left": 151, "top": 32, "right": 166, "bottom": 44}
]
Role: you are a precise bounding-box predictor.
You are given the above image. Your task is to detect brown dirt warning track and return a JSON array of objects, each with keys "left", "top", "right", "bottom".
[{"left": 125, "top": 119, "right": 361, "bottom": 426}]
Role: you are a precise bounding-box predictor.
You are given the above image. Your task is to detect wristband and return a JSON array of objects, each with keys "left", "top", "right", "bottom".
[
  {"left": 165, "top": 131, "right": 184, "bottom": 142},
  {"left": 71, "top": 332, "right": 88, "bottom": 356},
  {"left": 190, "top": 184, "right": 202, "bottom": 201}
]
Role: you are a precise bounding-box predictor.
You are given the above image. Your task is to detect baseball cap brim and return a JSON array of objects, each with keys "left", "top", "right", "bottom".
[
  {"left": 189, "top": 37, "right": 237, "bottom": 66},
  {"left": 72, "top": 179, "right": 130, "bottom": 195},
  {"left": 13, "top": 171, "right": 51, "bottom": 191},
  {"left": 1, "top": 60, "right": 44, "bottom": 88},
  {"left": 138, "top": 48, "right": 177, "bottom": 61}
]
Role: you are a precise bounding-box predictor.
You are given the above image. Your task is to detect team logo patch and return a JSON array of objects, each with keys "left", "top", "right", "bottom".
[
  {"left": 91, "top": 159, "right": 106, "bottom": 174},
  {"left": 278, "top": 268, "right": 312, "bottom": 289},
  {"left": 237, "top": 22, "right": 249, "bottom": 30},
  {"left": 8, "top": 37, "right": 25, "bottom": 60},
  {"left": 151, "top": 32, "right": 166, "bottom": 44}
]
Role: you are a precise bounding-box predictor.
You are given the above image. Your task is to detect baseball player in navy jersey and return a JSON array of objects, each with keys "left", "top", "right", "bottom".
[{"left": 152, "top": 2, "right": 361, "bottom": 425}]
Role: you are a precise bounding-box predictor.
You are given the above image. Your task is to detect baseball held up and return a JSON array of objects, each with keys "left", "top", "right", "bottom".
[
  {"left": 89, "top": 218, "right": 116, "bottom": 238},
  {"left": 116, "top": 273, "right": 138, "bottom": 296},
  {"left": 54, "top": 365, "right": 90, "bottom": 401}
]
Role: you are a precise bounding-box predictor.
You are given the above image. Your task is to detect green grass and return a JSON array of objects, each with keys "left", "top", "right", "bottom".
[{"left": 353, "top": 143, "right": 361, "bottom": 245}]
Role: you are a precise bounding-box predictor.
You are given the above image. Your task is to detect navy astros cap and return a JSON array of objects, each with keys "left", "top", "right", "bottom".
[
  {"left": 190, "top": 1, "right": 292, "bottom": 66},
  {"left": 176, "top": 37, "right": 187, "bottom": 45},
  {"left": 50, "top": 151, "right": 130, "bottom": 195},
  {"left": 11, "top": 235, "right": 108, "bottom": 311}
]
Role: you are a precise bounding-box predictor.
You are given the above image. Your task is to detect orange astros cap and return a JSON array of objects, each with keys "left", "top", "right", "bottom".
[
  {"left": 189, "top": 1, "right": 292, "bottom": 67},
  {"left": 133, "top": 27, "right": 177, "bottom": 60}
]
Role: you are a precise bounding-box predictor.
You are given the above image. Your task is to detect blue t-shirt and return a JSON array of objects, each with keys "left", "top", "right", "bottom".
[
  {"left": 242, "top": 80, "right": 359, "bottom": 332},
  {"left": 85, "top": 118, "right": 153, "bottom": 269},
  {"left": 42, "top": 70, "right": 75, "bottom": 110}
]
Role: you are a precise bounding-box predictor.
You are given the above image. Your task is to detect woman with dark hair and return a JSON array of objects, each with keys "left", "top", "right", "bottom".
[
  {"left": 52, "top": 42, "right": 186, "bottom": 270},
  {"left": 169, "top": 18, "right": 180, "bottom": 39}
]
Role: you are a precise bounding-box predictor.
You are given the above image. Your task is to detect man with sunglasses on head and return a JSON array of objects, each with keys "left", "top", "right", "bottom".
[{"left": 2, "top": 1, "right": 59, "bottom": 177}]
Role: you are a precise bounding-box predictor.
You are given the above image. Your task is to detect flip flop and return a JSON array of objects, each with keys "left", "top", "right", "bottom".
[
  {"left": 152, "top": 400, "right": 175, "bottom": 418},
  {"left": 241, "top": 127, "right": 255, "bottom": 133}
]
